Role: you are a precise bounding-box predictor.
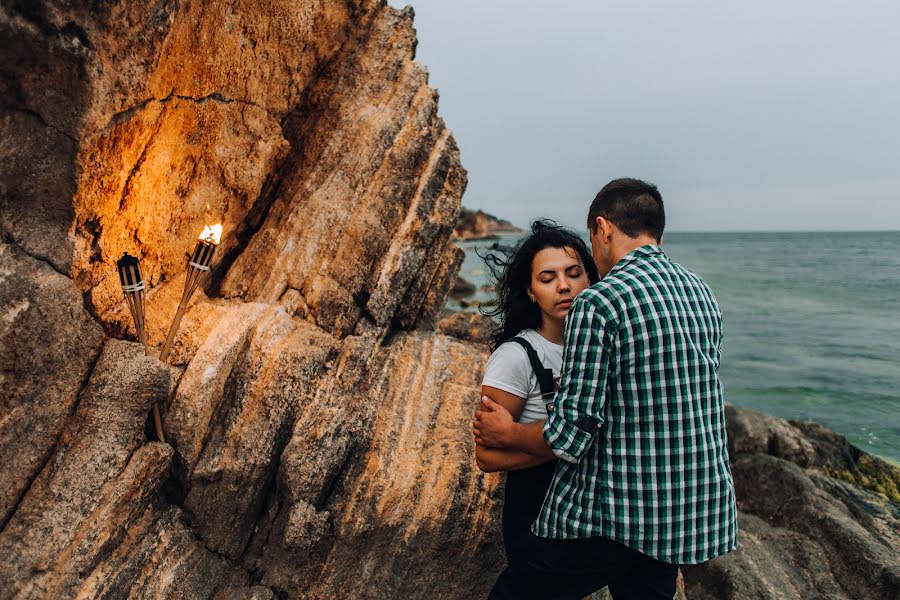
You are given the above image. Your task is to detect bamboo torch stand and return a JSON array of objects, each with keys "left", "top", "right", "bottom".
[
  {"left": 117, "top": 225, "right": 221, "bottom": 444},
  {"left": 118, "top": 253, "right": 165, "bottom": 442},
  {"left": 158, "top": 228, "right": 220, "bottom": 363}
]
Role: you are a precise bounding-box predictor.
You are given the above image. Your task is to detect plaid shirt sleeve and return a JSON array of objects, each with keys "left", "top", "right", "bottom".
[{"left": 543, "top": 294, "right": 617, "bottom": 463}]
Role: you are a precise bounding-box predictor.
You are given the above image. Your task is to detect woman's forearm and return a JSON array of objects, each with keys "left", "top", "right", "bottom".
[
  {"left": 475, "top": 445, "right": 554, "bottom": 473},
  {"left": 509, "top": 420, "right": 557, "bottom": 459}
]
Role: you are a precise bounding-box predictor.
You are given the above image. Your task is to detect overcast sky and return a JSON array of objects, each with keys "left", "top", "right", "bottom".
[{"left": 402, "top": 0, "right": 900, "bottom": 231}]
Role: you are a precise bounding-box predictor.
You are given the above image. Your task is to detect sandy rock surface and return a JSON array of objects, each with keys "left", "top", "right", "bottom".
[{"left": 0, "top": 243, "right": 104, "bottom": 525}]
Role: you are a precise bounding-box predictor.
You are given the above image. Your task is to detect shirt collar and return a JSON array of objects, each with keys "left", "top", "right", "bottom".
[{"left": 606, "top": 244, "right": 665, "bottom": 277}]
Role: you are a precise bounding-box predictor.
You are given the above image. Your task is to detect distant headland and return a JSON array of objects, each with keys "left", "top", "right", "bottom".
[{"left": 452, "top": 208, "right": 522, "bottom": 240}]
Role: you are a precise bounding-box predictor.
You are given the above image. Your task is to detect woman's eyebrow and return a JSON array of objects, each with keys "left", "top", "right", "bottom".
[{"left": 538, "top": 264, "right": 581, "bottom": 275}]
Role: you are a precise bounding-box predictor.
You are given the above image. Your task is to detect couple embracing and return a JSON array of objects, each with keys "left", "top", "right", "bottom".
[{"left": 473, "top": 178, "right": 738, "bottom": 599}]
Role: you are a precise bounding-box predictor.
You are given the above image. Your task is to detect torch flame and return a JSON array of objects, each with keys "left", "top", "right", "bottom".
[{"left": 198, "top": 223, "right": 223, "bottom": 245}]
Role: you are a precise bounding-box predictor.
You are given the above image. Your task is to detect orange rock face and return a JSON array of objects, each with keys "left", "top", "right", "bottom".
[{"left": 0, "top": 1, "right": 500, "bottom": 597}]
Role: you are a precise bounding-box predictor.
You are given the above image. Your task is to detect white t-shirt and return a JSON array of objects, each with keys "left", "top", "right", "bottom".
[{"left": 481, "top": 329, "right": 563, "bottom": 424}]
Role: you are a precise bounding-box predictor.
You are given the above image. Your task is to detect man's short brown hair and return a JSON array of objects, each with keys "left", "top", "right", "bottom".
[{"left": 587, "top": 178, "right": 665, "bottom": 241}]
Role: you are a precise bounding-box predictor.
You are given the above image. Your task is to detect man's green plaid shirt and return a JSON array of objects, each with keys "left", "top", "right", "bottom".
[{"left": 533, "top": 244, "right": 738, "bottom": 565}]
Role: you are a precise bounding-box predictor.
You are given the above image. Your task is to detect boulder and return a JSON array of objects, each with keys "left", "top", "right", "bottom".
[
  {"left": 255, "top": 331, "right": 503, "bottom": 598},
  {"left": 683, "top": 406, "right": 900, "bottom": 600},
  {"left": 452, "top": 208, "right": 522, "bottom": 241},
  {"left": 450, "top": 275, "right": 477, "bottom": 298},
  {"left": 438, "top": 311, "right": 497, "bottom": 344}
]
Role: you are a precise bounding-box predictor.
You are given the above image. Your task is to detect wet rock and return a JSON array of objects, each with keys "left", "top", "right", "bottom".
[
  {"left": 438, "top": 311, "right": 497, "bottom": 344},
  {"left": 450, "top": 275, "right": 477, "bottom": 298},
  {"left": 683, "top": 406, "right": 900, "bottom": 600}
]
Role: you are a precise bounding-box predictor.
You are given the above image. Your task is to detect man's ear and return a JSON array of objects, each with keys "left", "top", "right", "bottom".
[{"left": 596, "top": 216, "right": 614, "bottom": 241}]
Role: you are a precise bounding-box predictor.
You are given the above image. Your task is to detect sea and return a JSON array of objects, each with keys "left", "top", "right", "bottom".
[{"left": 449, "top": 231, "right": 900, "bottom": 463}]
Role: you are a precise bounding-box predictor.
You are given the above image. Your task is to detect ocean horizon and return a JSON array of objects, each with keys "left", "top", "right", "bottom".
[{"left": 450, "top": 230, "right": 900, "bottom": 463}]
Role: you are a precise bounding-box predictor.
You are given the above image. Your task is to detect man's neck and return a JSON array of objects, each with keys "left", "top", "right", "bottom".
[{"left": 609, "top": 235, "right": 658, "bottom": 269}]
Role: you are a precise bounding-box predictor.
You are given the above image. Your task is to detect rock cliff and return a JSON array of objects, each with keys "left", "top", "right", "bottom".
[
  {"left": 1, "top": 2, "right": 897, "bottom": 599},
  {"left": 1, "top": 1, "right": 493, "bottom": 597}
]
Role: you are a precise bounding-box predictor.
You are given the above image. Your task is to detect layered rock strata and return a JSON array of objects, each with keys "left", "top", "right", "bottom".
[{"left": 1, "top": 0, "right": 496, "bottom": 597}]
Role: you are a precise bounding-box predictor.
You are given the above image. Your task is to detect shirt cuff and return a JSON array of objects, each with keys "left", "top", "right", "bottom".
[{"left": 542, "top": 409, "right": 600, "bottom": 463}]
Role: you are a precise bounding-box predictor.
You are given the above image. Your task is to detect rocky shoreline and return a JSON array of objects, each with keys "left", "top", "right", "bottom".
[
  {"left": 1, "top": 1, "right": 897, "bottom": 599},
  {"left": 452, "top": 208, "right": 523, "bottom": 240}
]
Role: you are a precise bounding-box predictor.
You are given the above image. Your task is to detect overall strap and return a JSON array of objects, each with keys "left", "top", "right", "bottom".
[{"left": 508, "top": 337, "right": 556, "bottom": 400}]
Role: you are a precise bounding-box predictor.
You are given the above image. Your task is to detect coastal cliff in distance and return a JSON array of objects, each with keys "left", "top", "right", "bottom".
[
  {"left": 453, "top": 207, "right": 523, "bottom": 240},
  {"left": 0, "top": 1, "right": 897, "bottom": 599}
]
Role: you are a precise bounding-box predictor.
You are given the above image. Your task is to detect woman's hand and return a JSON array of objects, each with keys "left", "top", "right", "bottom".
[{"left": 473, "top": 396, "right": 516, "bottom": 448}]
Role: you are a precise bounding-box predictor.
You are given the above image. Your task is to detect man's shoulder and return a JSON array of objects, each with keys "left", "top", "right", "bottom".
[
  {"left": 574, "top": 281, "right": 625, "bottom": 319},
  {"left": 585, "top": 256, "right": 716, "bottom": 308},
  {"left": 665, "top": 259, "right": 720, "bottom": 308},
  {"left": 616, "top": 253, "right": 714, "bottom": 295},
  {"left": 579, "top": 260, "right": 656, "bottom": 304}
]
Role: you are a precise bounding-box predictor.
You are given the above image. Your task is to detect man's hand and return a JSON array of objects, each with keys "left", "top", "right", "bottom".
[{"left": 473, "top": 396, "right": 516, "bottom": 448}]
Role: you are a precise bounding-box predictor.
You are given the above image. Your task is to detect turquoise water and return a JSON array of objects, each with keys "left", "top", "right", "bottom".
[{"left": 451, "top": 231, "right": 900, "bottom": 462}]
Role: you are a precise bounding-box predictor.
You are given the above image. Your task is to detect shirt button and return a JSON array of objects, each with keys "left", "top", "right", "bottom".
[{"left": 547, "top": 403, "right": 555, "bottom": 412}]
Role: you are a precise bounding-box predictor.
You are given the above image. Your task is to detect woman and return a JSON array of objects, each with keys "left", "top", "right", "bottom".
[{"left": 474, "top": 220, "right": 599, "bottom": 565}]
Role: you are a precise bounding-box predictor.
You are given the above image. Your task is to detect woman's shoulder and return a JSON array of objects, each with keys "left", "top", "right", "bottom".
[
  {"left": 509, "top": 329, "right": 561, "bottom": 359},
  {"left": 488, "top": 329, "right": 543, "bottom": 367},
  {"left": 492, "top": 329, "right": 538, "bottom": 356},
  {"left": 483, "top": 332, "right": 535, "bottom": 396}
]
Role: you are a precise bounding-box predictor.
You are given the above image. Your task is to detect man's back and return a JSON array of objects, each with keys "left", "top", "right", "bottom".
[{"left": 535, "top": 244, "right": 738, "bottom": 565}]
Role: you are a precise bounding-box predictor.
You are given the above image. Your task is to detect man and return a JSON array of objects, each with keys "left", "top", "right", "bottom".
[{"left": 474, "top": 178, "right": 737, "bottom": 599}]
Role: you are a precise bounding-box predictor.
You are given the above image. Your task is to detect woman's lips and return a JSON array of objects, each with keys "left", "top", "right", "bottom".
[{"left": 557, "top": 299, "right": 573, "bottom": 307}]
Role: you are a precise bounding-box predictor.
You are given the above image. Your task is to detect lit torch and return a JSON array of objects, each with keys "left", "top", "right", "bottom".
[
  {"left": 118, "top": 253, "right": 164, "bottom": 442},
  {"left": 158, "top": 224, "right": 222, "bottom": 363}
]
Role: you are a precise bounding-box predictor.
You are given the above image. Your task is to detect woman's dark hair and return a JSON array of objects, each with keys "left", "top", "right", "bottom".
[{"left": 480, "top": 220, "right": 599, "bottom": 351}]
